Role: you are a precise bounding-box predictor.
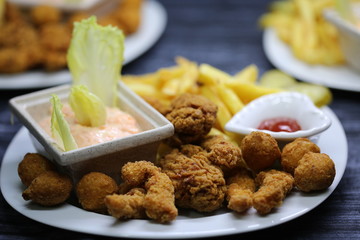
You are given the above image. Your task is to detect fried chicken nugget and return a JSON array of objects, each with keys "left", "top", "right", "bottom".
[
  {"left": 159, "top": 147, "right": 226, "bottom": 212},
  {"left": 241, "top": 131, "right": 281, "bottom": 172},
  {"left": 281, "top": 138, "right": 320, "bottom": 175},
  {"left": 18, "top": 153, "right": 55, "bottom": 187},
  {"left": 226, "top": 168, "right": 255, "bottom": 213},
  {"left": 76, "top": 172, "right": 118, "bottom": 213},
  {"left": 165, "top": 93, "right": 218, "bottom": 146},
  {"left": 252, "top": 169, "right": 294, "bottom": 215},
  {"left": 201, "top": 135, "right": 245, "bottom": 173},
  {"left": 22, "top": 171, "right": 72, "bottom": 206},
  {"left": 109, "top": 161, "right": 178, "bottom": 223},
  {"left": 105, "top": 188, "right": 147, "bottom": 219},
  {"left": 30, "top": 5, "right": 62, "bottom": 26},
  {"left": 294, "top": 152, "right": 336, "bottom": 192}
]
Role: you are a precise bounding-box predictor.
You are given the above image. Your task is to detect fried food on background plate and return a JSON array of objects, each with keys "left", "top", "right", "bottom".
[
  {"left": 226, "top": 168, "right": 256, "bottom": 213},
  {"left": 240, "top": 131, "right": 281, "bottom": 173},
  {"left": 22, "top": 171, "right": 73, "bottom": 206},
  {"left": 76, "top": 172, "right": 119, "bottom": 213},
  {"left": 17, "top": 153, "right": 56, "bottom": 187},
  {"left": 165, "top": 93, "right": 218, "bottom": 146},
  {"left": 294, "top": 152, "right": 336, "bottom": 192},
  {"left": 106, "top": 161, "right": 177, "bottom": 223},
  {"left": 158, "top": 146, "right": 226, "bottom": 213},
  {"left": 29, "top": 5, "right": 62, "bottom": 26},
  {"left": 281, "top": 138, "right": 321, "bottom": 175},
  {"left": 252, "top": 169, "right": 294, "bottom": 215}
]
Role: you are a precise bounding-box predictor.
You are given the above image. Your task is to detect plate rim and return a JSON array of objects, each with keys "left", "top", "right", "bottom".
[
  {"left": 0, "top": 107, "right": 348, "bottom": 239},
  {"left": 263, "top": 28, "right": 360, "bottom": 92}
]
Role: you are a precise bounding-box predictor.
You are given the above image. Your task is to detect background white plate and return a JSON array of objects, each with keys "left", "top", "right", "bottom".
[
  {"left": 8, "top": 0, "right": 103, "bottom": 11},
  {"left": 0, "top": 0, "right": 167, "bottom": 90},
  {"left": 263, "top": 28, "right": 360, "bottom": 92},
  {"left": 0, "top": 107, "right": 347, "bottom": 239}
]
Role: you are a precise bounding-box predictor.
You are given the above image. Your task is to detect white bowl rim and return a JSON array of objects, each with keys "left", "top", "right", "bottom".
[{"left": 225, "top": 92, "right": 332, "bottom": 140}]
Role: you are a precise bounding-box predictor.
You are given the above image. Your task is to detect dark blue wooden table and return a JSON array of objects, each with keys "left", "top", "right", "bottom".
[{"left": 1, "top": 0, "right": 359, "bottom": 239}]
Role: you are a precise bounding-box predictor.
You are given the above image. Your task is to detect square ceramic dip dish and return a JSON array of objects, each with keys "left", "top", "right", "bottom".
[{"left": 9, "top": 81, "right": 174, "bottom": 183}]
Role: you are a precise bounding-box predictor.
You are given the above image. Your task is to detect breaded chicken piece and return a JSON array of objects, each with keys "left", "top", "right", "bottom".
[
  {"left": 22, "top": 171, "right": 73, "bottom": 206},
  {"left": 158, "top": 147, "right": 226, "bottom": 212},
  {"left": 201, "top": 135, "right": 244, "bottom": 173},
  {"left": 294, "top": 152, "right": 336, "bottom": 192},
  {"left": 76, "top": 172, "right": 119, "bottom": 213},
  {"left": 105, "top": 188, "right": 147, "bottom": 219},
  {"left": 226, "top": 168, "right": 255, "bottom": 213},
  {"left": 241, "top": 131, "right": 281, "bottom": 172},
  {"left": 109, "top": 161, "right": 178, "bottom": 223},
  {"left": 18, "top": 153, "right": 55, "bottom": 187},
  {"left": 30, "top": 5, "right": 62, "bottom": 26},
  {"left": 281, "top": 138, "right": 321, "bottom": 175},
  {"left": 165, "top": 93, "right": 218, "bottom": 146},
  {"left": 252, "top": 169, "right": 294, "bottom": 215}
]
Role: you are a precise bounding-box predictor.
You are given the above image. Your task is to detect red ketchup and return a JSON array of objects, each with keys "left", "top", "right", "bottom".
[{"left": 258, "top": 117, "right": 301, "bottom": 132}]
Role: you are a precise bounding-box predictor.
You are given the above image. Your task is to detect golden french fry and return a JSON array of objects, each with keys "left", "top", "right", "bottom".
[
  {"left": 216, "top": 84, "right": 244, "bottom": 115},
  {"left": 198, "top": 63, "right": 232, "bottom": 85},
  {"left": 233, "top": 64, "right": 259, "bottom": 83},
  {"left": 199, "top": 86, "right": 232, "bottom": 131}
]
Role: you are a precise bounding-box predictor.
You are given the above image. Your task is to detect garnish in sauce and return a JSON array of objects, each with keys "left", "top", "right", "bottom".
[{"left": 258, "top": 117, "right": 301, "bottom": 132}]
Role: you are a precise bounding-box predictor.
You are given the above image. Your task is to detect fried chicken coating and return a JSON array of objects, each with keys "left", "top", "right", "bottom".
[
  {"left": 241, "top": 131, "right": 281, "bottom": 172},
  {"left": 22, "top": 171, "right": 73, "bottom": 206},
  {"left": 18, "top": 153, "right": 55, "bottom": 187},
  {"left": 105, "top": 188, "right": 147, "bottom": 219},
  {"left": 120, "top": 161, "right": 177, "bottom": 223},
  {"left": 76, "top": 172, "right": 118, "bottom": 213},
  {"left": 201, "top": 135, "right": 244, "bottom": 173},
  {"left": 158, "top": 146, "right": 226, "bottom": 212},
  {"left": 294, "top": 152, "right": 336, "bottom": 192},
  {"left": 252, "top": 169, "right": 294, "bottom": 215},
  {"left": 165, "top": 93, "right": 218, "bottom": 146},
  {"left": 281, "top": 138, "right": 321, "bottom": 175},
  {"left": 30, "top": 5, "right": 62, "bottom": 26},
  {"left": 226, "top": 168, "right": 255, "bottom": 213}
]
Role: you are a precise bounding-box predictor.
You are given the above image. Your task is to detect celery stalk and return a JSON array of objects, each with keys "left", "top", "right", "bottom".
[
  {"left": 50, "top": 95, "right": 78, "bottom": 151},
  {"left": 67, "top": 16, "right": 125, "bottom": 107}
]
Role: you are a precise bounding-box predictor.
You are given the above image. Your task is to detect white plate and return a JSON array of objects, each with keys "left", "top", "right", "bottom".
[
  {"left": 8, "top": 0, "right": 103, "bottom": 11},
  {"left": 263, "top": 28, "right": 360, "bottom": 92},
  {"left": 0, "top": 107, "right": 347, "bottom": 239},
  {"left": 0, "top": 0, "right": 167, "bottom": 90}
]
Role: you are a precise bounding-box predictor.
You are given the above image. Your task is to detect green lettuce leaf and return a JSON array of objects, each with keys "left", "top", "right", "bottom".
[
  {"left": 69, "top": 84, "right": 106, "bottom": 127},
  {"left": 50, "top": 95, "right": 78, "bottom": 151},
  {"left": 67, "top": 16, "right": 125, "bottom": 107}
]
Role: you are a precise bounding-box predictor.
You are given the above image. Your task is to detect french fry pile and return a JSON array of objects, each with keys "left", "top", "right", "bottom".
[
  {"left": 121, "top": 57, "right": 332, "bottom": 144},
  {"left": 259, "top": 0, "right": 360, "bottom": 65}
]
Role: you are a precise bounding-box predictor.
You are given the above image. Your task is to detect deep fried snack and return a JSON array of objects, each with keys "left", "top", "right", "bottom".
[
  {"left": 226, "top": 168, "right": 255, "bottom": 213},
  {"left": 76, "top": 172, "right": 118, "bottom": 213},
  {"left": 252, "top": 169, "right": 294, "bottom": 215},
  {"left": 294, "top": 152, "right": 336, "bottom": 192},
  {"left": 159, "top": 147, "right": 226, "bottom": 212},
  {"left": 105, "top": 188, "right": 147, "bottom": 219},
  {"left": 30, "top": 5, "right": 62, "bottom": 26},
  {"left": 22, "top": 171, "right": 72, "bottom": 206},
  {"left": 241, "top": 131, "right": 281, "bottom": 172},
  {"left": 165, "top": 93, "right": 218, "bottom": 146},
  {"left": 119, "top": 161, "right": 178, "bottom": 223},
  {"left": 201, "top": 135, "right": 244, "bottom": 173},
  {"left": 109, "top": 0, "right": 143, "bottom": 35},
  {"left": 18, "top": 153, "right": 55, "bottom": 187},
  {"left": 281, "top": 138, "right": 320, "bottom": 175},
  {"left": 39, "top": 23, "right": 71, "bottom": 51}
]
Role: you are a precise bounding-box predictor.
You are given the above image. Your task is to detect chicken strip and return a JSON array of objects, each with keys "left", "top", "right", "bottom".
[
  {"left": 110, "top": 161, "right": 177, "bottom": 223},
  {"left": 226, "top": 168, "right": 255, "bottom": 213},
  {"left": 252, "top": 169, "right": 294, "bottom": 215}
]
